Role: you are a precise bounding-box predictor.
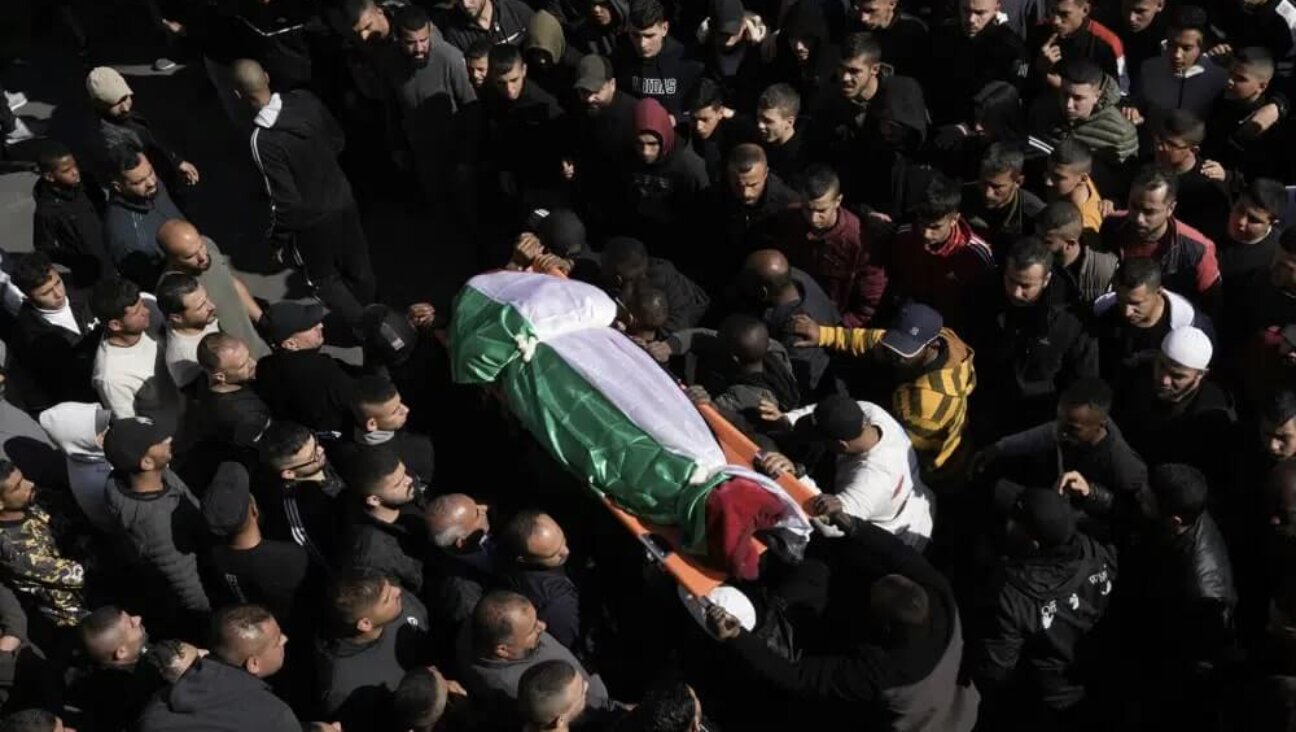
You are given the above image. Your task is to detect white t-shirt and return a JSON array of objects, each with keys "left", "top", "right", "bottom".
[
  {"left": 35, "top": 300, "right": 81, "bottom": 336},
  {"left": 787, "top": 400, "right": 935, "bottom": 549},
  {"left": 92, "top": 332, "right": 178, "bottom": 424},
  {"left": 165, "top": 320, "right": 220, "bottom": 389}
]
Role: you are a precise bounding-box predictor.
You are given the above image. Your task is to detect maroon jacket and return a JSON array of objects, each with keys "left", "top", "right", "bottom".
[{"left": 778, "top": 206, "right": 887, "bottom": 328}]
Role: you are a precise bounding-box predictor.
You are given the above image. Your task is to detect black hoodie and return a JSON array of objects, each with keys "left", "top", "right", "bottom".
[
  {"left": 31, "top": 178, "right": 110, "bottom": 288},
  {"left": 250, "top": 89, "right": 356, "bottom": 235},
  {"left": 926, "top": 19, "right": 1026, "bottom": 126},
  {"left": 769, "top": 0, "right": 841, "bottom": 112},
  {"left": 613, "top": 35, "right": 704, "bottom": 116},
  {"left": 135, "top": 658, "right": 302, "bottom": 731},
  {"left": 571, "top": 0, "right": 631, "bottom": 56}
]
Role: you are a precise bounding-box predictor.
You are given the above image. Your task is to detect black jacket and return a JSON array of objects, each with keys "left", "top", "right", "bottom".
[
  {"left": 850, "top": 13, "right": 930, "bottom": 80},
  {"left": 1112, "top": 376, "right": 1237, "bottom": 487},
  {"left": 767, "top": 0, "right": 840, "bottom": 113},
  {"left": 612, "top": 36, "right": 704, "bottom": 117},
  {"left": 564, "top": 90, "right": 638, "bottom": 226},
  {"left": 964, "top": 271, "right": 1097, "bottom": 434},
  {"left": 687, "top": 173, "right": 796, "bottom": 290},
  {"left": 501, "top": 565, "right": 582, "bottom": 649},
  {"left": 338, "top": 502, "right": 427, "bottom": 594},
  {"left": 645, "top": 258, "right": 711, "bottom": 331},
  {"left": 481, "top": 80, "right": 565, "bottom": 198},
  {"left": 10, "top": 297, "right": 100, "bottom": 410},
  {"left": 927, "top": 20, "right": 1026, "bottom": 125},
  {"left": 250, "top": 90, "right": 355, "bottom": 236},
  {"left": 253, "top": 467, "right": 347, "bottom": 568},
  {"left": 1204, "top": 92, "right": 1293, "bottom": 183},
  {"left": 203, "top": 539, "right": 310, "bottom": 629},
  {"left": 441, "top": 0, "right": 533, "bottom": 51},
  {"left": 64, "top": 659, "right": 167, "bottom": 732},
  {"left": 104, "top": 471, "right": 210, "bottom": 614},
  {"left": 254, "top": 349, "right": 357, "bottom": 435},
  {"left": 687, "top": 113, "right": 759, "bottom": 187},
  {"left": 963, "top": 187, "right": 1045, "bottom": 264},
  {"left": 31, "top": 178, "right": 110, "bottom": 288},
  {"left": 316, "top": 592, "right": 431, "bottom": 731},
  {"left": 136, "top": 657, "right": 302, "bottom": 731},
  {"left": 974, "top": 533, "right": 1118, "bottom": 710}
]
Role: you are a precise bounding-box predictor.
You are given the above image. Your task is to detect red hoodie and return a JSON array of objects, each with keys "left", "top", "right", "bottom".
[
  {"left": 633, "top": 97, "right": 676, "bottom": 156},
  {"left": 890, "top": 216, "right": 995, "bottom": 324}
]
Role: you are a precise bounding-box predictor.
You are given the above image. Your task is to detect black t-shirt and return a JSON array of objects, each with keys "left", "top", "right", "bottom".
[
  {"left": 202, "top": 386, "right": 272, "bottom": 450},
  {"left": 205, "top": 539, "right": 309, "bottom": 626}
]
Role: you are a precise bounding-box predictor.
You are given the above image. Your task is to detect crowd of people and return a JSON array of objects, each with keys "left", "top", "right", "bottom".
[{"left": 1, "top": 0, "right": 1296, "bottom": 728}]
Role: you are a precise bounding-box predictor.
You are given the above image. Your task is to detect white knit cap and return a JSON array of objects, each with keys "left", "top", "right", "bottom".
[
  {"left": 86, "top": 67, "right": 132, "bottom": 106},
  {"left": 1161, "top": 326, "right": 1213, "bottom": 370}
]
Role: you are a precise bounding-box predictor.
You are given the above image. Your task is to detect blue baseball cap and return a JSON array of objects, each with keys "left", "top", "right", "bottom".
[{"left": 880, "top": 303, "right": 943, "bottom": 358}]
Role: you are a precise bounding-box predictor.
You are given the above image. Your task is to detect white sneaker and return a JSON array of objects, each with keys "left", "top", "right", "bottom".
[
  {"left": 4, "top": 118, "right": 36, "bottom": 146},
  {"left": 4, "top": 91, "right": 27, "bottom": 112},
  {"left": 153, "top": 58, "right": 177, "bottom": 71}
]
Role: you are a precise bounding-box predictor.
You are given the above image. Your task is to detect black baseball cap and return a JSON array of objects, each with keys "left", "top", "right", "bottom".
[
  {"left": 264, "top": 300, "right": 326, "bottom": 344},
  {"left": 103, "top": 417, "right": 170, "bottom": 473},
  {"left": 202, "top": 461, "right": 252, "bottom": 537},
  {"left": 881, "top": 303, "right": 943, "bottom": 358},
  {"left": 712, "top": 0, "right": 744, "bottom": 36},
  {"left": 574, "top": 54, "right": 613, "bottom": 93},
  {"left": 995, "top": 481, "right": 1077, "bottom": 548},
  {"left": 797, "top": 394, "right": 865, "bottom": 442}
]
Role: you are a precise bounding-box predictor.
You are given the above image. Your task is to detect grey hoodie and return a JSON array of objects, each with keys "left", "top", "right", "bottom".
[
  {"left": 39, "top": 402, "right": 114, "bottom": 532},
  {"left": 104, "top": 468, "right": 210, "bottom": 613}
]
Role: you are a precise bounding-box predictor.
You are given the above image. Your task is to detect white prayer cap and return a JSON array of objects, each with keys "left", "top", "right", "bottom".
[{"left": 1161, "top": 326, "right": 1212, "bottom": 371}]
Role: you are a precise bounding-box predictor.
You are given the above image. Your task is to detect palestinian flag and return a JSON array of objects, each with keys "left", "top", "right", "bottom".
[{"left": 450, "top": 271, "right": 730, "bottom": 553}]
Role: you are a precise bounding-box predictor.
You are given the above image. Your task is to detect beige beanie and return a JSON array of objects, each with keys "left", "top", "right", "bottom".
[{"left": 86, "top": 67, "right": 133, "bottom": 106}]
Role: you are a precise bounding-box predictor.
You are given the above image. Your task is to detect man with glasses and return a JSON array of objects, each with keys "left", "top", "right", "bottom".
[{"left": 256, "top": 421, "right": 347, "bottom": 567}]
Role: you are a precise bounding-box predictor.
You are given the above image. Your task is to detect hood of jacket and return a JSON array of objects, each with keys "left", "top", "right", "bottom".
[
  {"left": 525, "top": 10, "right": 566, "bottom": 61},
  {"left": 39, "top": 402, "right": 107, "bottom": 462},
  {"left": 147, "top": 657, "right": 293, "bottom": 728},
  {"left": 876, "top": 75, "right": 929, "bottom": 146},
  {"left": 634, "top": 97, "right": 676, "bottom": 155},
  {"left": 911, "top": 328, "right": 976, "bottom": 398},
  {"left": 782, "top": 0, "right": 830, "bottom": 53}
]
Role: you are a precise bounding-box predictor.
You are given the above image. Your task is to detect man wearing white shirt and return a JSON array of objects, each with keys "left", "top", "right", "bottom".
[
  {"left": 156, "top": 273, "right": 220, "bottom": 390},
  {"left": 766, "top": 394, "right": 936, "bottom": 550},
  {"left": 89, "top": 278, "right": 179, "bottom": 432}
]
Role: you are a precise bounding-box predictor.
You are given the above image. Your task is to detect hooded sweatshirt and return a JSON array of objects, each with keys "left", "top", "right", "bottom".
[
  {"left": 626, "top": 98, "right": 710, "bottom": 243},
  {"left": 250, "top": 90, "right": 355, "bottom": 236},
  {"left": 39, "top": 402, "right": 114, "bottom": 532},
  {"left": 613, "top": 34, "right": 704, "bottom": 116},
  {"left": 135, "top": 658, "right": 302, "bottom": 731},
  {"left": 1028, "top": 73, "right": 1138, "bottom": 163},
  {"left": 525, "top": 10, "right": 580, "bottom": 95},
  {"left": 572, "top": 0, "right": 630, "bottom": 56},
  {"left": 770, "top": 0, "right": 840, "bottom": 111}
]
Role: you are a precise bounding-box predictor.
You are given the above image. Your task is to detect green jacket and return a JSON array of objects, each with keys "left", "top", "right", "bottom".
[{"left": 1029, "top": 74, "right": 1138, "bottom": 163}]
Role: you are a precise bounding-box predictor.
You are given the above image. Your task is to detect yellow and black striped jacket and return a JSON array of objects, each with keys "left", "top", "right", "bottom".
[{"left": 817, "top": 325, "right": 977, "bottom": 472}]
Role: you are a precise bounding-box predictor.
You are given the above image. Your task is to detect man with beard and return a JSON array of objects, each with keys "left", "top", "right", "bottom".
[
  {"left": 102, "top": 145, "right": 182, "bottom": 289},
  {"left": 338, "top": 445, "right": 427, "bottom": 593},
  {"left": 89, "top": 278, "right": 179, "bottom": 430},
  {"left": 0, "top": 461, "right": 88, "bottom": 630},
  {"left": 197, "top": 334, "right": 271, "bottom": 462},
  {"left": 384, "top": 5, "right": 478, "bottom": 207},
  {"left": 442, "top": 0, "right": 533, "bottom": 50},
  {"left": 256, "top": 421, "right": 348, "bottom": 568},
  {"left": 458, "top": 590, "right": 613, "bottom": 724},
  {"left": 317, "top": 570, "right": 431, "bottom": 730},
  {"left": 1114, "top": 327, "right": 1236, "bottom": 487},
  {"left": 156, "top": 274, "right": 219, "bottom": 392},
  {"left": 66, "top": 607, "right": 165, "bottom": 732},
  {"left": 158, "top": 218, "right": 269, "bottom": 360},
  {"left": 32, "top": 143, "right": 110, "bottom": 289},
  {"left": 86, "top": 66, "right": 198, "bottom": 207}
]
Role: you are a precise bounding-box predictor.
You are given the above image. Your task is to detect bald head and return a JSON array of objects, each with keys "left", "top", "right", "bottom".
[
  {"left": 212, "top": 604, "right": 285, "bottom": 678},
  {"left": 427, "top": 493, "right": 490, "bottom": 550},
  {"left": 742, "top": 249, "right": 792, "bottom": 294},
  {"left": 231, "top": 59, "right": 272, "bottom": 106},
  {"left": 502, "top": 510, "right": 570, "bottom": 568}
]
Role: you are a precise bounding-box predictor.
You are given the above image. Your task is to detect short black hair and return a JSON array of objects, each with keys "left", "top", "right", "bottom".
[
  {"left": 1006, "top": 236, "right": 1054, "bottom": 272},
  {"left": 35, "top": 141, "right": 74, "bottom": 174},
  {"left": 344, "top": 444, "right": 402, "bottom": 497},
  {"left": 257, "top": 420, "right": 314, "bottom": 468},
  {"left": 841, "top": 32, "right": 882, "bottom": 65},
  {"left": 500, "top": 508, "right": 547, "bottom": 559},
  {"left": 1153, "top": 108, "right": 1206, "bottom": 147},
  {"left": 1234, "top": 46, "right": 1276, "bottom": 80},
  {"left": 89, "top": 278, "right": 141, "bottom": 323},
  {"left": 603, "top": 236, "right": 649, "bottom": 277},
  {"left": 757, "top": 83, "right": 800, "bottom": 118},
  {"left": 393, "top": 667, "right": 447, "bottom": 730},
  {"left": 909, "top": 172, "right": 962, "bottom": 222},
  {"left": 1058, "top": 376, "right": 1113, "bottom": 415},
  {"left": 327, "top": 568, "right": 390, "bottom": 637},
  {"left": 626, "top": 286, "right": 669, "bottom": 329},
  {"left": 156, "top": 273, "right": 201, "bottom": 318},
  {"left": 1112, "top": 257, "right": 1163, "bottom": 291},
  {"left": 1129, "top": 165, "right": 1179, "bottom": 202},
  {"left": 1037, "top": 200, "right": 1083, "bottom": 235},
  {"left": 1150, "top": 463, "right": 1208, "bottom": 524},
  {"left": 727, "top": 143, "right": 766, "bottom": 174},
  {"left": 488, "top": 43, "right": 524, "bottom": 77},
  {"left": 628, "top": 0, "right": 666, "bottom": 29},
  {"left": 519, "top": 660, "right": 580, "bottom": 725},
  {"left": 633, "top": 681, "right": 698, "bottom": 732},
  {"left": 471, "top": 590, "right": 533, "bottom": 655},
  {"left": 107, "top": 142, "right": 146, "bottom": 180},
  {"left": 685, "top": 77, "right": 724, "bottom": 113},
  {"left": 980, "top": 142, "right": 1025, "bottom": 178},
  {"left": 464, "top": 38, "right": 494, "bottom": 62},
  {"left": 10, "top": 252, "right": 56, "bottom": 296},
  {"left": 796, "top": 164, "right": 840, "bottom": 200},
  {"left": 1057, "top": 56, "right": 1104, "bottom": 87},
  {"left": 1050, "top": 138, "right": 1094, "bottom": 171},
  {"left": 352, "top": 375, "right": 399, "bottom": 415},
  {"left": 1262, "top": 389, "right": 1296, "bottom": 428},
  {"left": 718, "top": 313, "right": 769, "bottom": 363},
  {"left": 0, "top": 710, "right": 58, "bottom": 732},
  {"left": 1167, "top": 4, "right": 1208, "bottom": 35},
  {"left": 197, "top": 331, "right": 241, "bottom": 373},
  {"left": 396, "top": 4, "right": 430, "bottom": 32},
  {"left": 1237, "top": 177, "right": 1287, "bottom": 221}
]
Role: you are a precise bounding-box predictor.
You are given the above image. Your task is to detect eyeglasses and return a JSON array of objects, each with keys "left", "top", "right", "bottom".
[{"left": 282, "top": 442, "right": 324, "bottom": 473}]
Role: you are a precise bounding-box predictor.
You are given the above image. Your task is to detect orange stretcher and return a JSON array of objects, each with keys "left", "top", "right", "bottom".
[{"left": 523, "top": 263, "right": 820, "bottom": 597}]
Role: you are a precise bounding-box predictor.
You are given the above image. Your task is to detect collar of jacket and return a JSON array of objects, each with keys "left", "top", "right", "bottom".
[
  {"left": 254, "top": 92, "right": 284, "bottom": 129},
  {"left": 928, "top": 215, "right": 976, "bottom": 258},
  {"left": 109, "top": 191, "right": 156, "bottom": 214}
]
